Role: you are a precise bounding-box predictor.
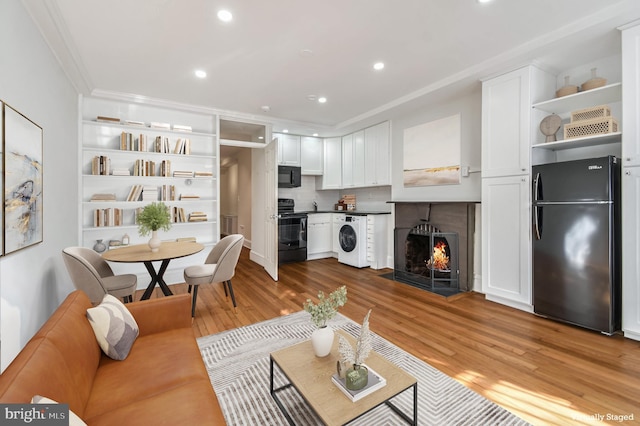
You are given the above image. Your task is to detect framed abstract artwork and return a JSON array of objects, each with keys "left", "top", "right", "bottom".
[
  {"left": 403, "top": 114, "right": 461, "bottom": 187},
  {"left": 2, "top": 103, "right": 43, "bottom": 255}
]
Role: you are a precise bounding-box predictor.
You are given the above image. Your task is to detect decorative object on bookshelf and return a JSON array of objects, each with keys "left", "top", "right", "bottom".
[
  {"left": 539, "top": 114, "right": 562, "bottom": 142},
  {"left": 122, "top": 233, "right": 130, "bottom": 245},
  {"left": 93, "top": 239, "right": 107, "bottom": 253},
  {"left": 303, "top": 285, "right": 348, "bottom": 357},
  {"left": 338, "top": 310, "right": 373, "bottom": 390},
  {"left": 581, "top": 67, "right": 607, "bottom": 92},
  {"left": 555, "top": 75, "right": 579, "bottom": 98},
  {"left": 2, "top": 102, "right": 43, "bottom": 256},
  {"left": 136, "top": 202, "right": 171, "bottom": 252}
]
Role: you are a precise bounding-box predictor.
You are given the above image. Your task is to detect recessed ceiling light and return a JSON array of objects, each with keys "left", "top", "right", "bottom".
[
  {"left": 318, "top": 97, "right": 327, "bottom": 104},
  {"left": 258, "top": 136, "right": 264, "bottom": 140},
  {"left": 217, "top": 10, "right": 233, "bottom": 22},
  {"left": 477, "top": 0, "right": 492, "bottom": 3},
  {"left": 261, "top": 105, "right": 271, "bottom": 112},
  {"left": 313, "top": 133, "right": 319, "bottom": 137},
  {"left": 300, "top": 49, "right": 314, "bottom": 57},
  {"left": 194, "top": 69, "right": 207, "bottom": 78},
  {"left": 307, "top": 95, "right": 317, "bottom": 101},
  {"left": 283, "top": 129, "right": 289, "bottom": 133},
  {"left": 373, "top": 62, "right": 385, "bottom": 70}
]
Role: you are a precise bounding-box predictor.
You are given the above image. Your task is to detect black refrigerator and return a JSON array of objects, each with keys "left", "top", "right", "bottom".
[{"left": 532, "top": 156, "right": 621, "bottom": 334}]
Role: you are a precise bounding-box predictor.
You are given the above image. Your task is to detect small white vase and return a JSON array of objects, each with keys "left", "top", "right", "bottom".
[
  {"left": 148, "top": 230, "right": 161, "bottom": 252},
  {"left": 311, "top": 326, "right": 334, "bottom": 357}
]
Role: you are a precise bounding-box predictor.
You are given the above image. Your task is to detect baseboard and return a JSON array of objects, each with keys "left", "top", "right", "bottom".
[
  {"left": 623, "top": 328, "right": 640, "bottom": 342},
  {"left": 484, "top": 294, "right": 533, "bottom": 313},
  {"left": 250, "top": 250, "right": 265, "bottom": 267}
]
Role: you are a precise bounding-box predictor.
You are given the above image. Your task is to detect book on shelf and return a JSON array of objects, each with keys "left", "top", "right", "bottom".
[
  {"left": 180, "top": 194, "right": 200, "bottom": 200},
  {"left": 124, "top": 120, "right": 145, "bottom": 127},
  {"left": 134, "top": 159, "right": 156, "bottom": 176},
  {"left": 173, "top": 170, "right": 195, "bottom": 178},
  {"left": 173, "top": 124, "right": 192, "bottom": 132},
  {"left": 160, "top": 184, "right": 176, "bottom": 201},
  {"left": 188, "top": 211, "right": 207, "bottom": 222},
  {"left": 171, "top": 206, "right": 186, "bottom": 223},
  {"left": 331, "top": 365, "right": 386, "bottom": 402},
  {"left": 176, "top": 236, "right": 197, "bottom": 242},
  {"left": 96, "top": 116, "right": 120, "bottom": 123},
  {"left": 93, "top": 208, "right": 124, "bottom": 227},
  {"left": 90, "top": 193, "right": 116, "bottom": 202},
  {"left": 126, "top": 184, "right": 144, "bottom": 202},
  {"left": 173, "top": 138, "right": 191, "bottom": 155},
  {"left": 112, "top": 168, "right": 131, "bottom": 176},
  {"left": 150, "top": 122, "right": 171, "bottom": 130},
  {"left": 142, "top": 186, "right": 158, "bottom": 201},
  {"left": 154, "top": 136, "right": 171, "bottom": 153},
  {"left": 91, "top": 155, "right": 110, "bottom": 176},
  {"left": 160, "top": 159, "right": 171, "bottom": 177},
  {"left": 194, "top": 171, "right": 212, "bottom": 178}
]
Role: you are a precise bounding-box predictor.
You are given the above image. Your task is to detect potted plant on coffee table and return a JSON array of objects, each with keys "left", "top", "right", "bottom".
[
  {"left": 303, "top": 285, "right": 347, "bottom": 357},
  {"left": 137, "top": 202, "right": 171, "bottom": 252}
]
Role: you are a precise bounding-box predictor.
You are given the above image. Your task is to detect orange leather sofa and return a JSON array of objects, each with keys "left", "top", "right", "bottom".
[{"left": 0, "top": 291, "right": 226, "bottom": 425}]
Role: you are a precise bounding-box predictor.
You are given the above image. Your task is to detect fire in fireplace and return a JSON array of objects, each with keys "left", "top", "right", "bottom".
[{"left": 395, "top": 223, "right": 459, "bottom": 295}]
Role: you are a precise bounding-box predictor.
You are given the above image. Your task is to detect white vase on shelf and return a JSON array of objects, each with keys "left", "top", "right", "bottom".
[
  {"left": 311, "top": 326, "right": 334, "bottom": 357},
  {"left": 148, "top": 230, "right": 161, "bottom": 252}
]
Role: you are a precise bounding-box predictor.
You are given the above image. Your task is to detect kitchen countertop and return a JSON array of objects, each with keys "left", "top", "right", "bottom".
[{"left": 298, "top": 210, "right": 391, "bottom": 215}]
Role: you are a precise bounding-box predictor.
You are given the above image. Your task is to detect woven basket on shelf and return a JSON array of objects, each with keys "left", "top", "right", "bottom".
[
  {"left": 570, "top": 105, "right": 611, "bottom": 123},
  {"left": 564, "top": 117, "right": 618, "bottom": 140}
]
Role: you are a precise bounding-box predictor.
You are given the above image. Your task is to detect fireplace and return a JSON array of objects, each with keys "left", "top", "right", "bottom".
[{"left": 391, "top": 202, "right": 476, "bottom": 296}]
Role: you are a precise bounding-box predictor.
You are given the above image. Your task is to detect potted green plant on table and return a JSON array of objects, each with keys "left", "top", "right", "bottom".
[
  {"left": 137, "top": 202, "right": 171, "bottom": 252},
  {"left": 303, "top": 285, "right": 347, "bottom": 357},
  {"left": 338, "top": 309, "right": 373, "bottom": 390}
]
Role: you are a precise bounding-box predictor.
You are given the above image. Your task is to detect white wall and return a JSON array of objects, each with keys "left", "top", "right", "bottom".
[
  {"left": 0, "top": 0, "right": 79, "bottom": 371},
  {"left": 237, "top": 149, "right": 252, "bottom": 244},
  {"left": 390, "top": 86, "right": 482, "bottom": 202}
]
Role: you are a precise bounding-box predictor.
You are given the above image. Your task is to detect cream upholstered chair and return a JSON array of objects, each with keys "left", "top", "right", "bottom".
[
  {"left": 184, "top": 234, "right": 244, "bottom": 317},
  {"left": 62, "top": 247, "right": 137, "bottom": 304}
]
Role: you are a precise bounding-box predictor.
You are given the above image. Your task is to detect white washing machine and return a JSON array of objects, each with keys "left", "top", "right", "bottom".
[{"left": 337, "top": 215, "right": 370, "bottom": 268}]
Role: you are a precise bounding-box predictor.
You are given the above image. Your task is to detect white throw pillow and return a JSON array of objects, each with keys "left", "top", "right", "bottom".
[
  {"left": 31, "top": 395, "right": 87, "bottom": 426},
  {"left": 86, "top": 294, "right": 139, "bottom": 360}
]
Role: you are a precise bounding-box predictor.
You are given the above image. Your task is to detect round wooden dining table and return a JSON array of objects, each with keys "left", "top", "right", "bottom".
[{"left": 102, "top": 241, "right": 204, "bottom": 300}]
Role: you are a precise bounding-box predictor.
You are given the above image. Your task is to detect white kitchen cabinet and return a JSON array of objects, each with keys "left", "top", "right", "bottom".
[
  {"left": 481, "top": 66, "right": 555, "bottom": 178},
  {"left": 621, "top": 22, "right": 640, "bottom": 341},
  {"left": 342, "top": 133, "right": 354, "bottom": 187},
  {"left": 275, "top": 133, "right": 301, "bottom": 166},
  {"left": 364, "top": 122, "right": 390, "bottom": 186},
  {"left": 317, "top": 137, "right": 342, "bottom": 189},
  {"left": 481, "top": 175, "right": 532, "bottom": 311},
  {"left": 301, "top": 136, "right": 323, "bottom": 175},
  {"left": 307, "top": 213, "right": 333, "bottom": 259},
  {"left": 80, "top": 96, "right": 218, "bottom": 250},
  {"left": 342, "top": 131, "right": 366, "bottom": 188},
  {"left": 332, "top": 213, "right": 345, "bottom": 255},
  {"left": 366, "top": 215, "right": 389, "bottom": 269}
]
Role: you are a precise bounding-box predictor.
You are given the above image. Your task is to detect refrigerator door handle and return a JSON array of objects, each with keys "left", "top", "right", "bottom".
[
  {"left": 534, "top": 205, "right": 542, "bottom": 240},
  {"left": 533, "top": 172, "right": 541, "bottom": 202}
]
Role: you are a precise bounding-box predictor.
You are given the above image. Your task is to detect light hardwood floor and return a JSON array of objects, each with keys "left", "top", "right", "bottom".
[{"left": 138, "top": 249, "right": 640, "bottom": 425}]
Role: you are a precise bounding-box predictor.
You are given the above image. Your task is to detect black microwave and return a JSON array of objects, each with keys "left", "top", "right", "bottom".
[{"left": 278, "top": 166, "right": 302, "bottom": 188}]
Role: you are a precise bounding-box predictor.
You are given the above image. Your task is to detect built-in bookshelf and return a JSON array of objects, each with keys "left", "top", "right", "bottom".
[{"left": 80, "top": 96, "right": 219, "bottom": 250}]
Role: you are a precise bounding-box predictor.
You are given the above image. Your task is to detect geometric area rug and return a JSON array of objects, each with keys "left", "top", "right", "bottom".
[{"left": 197, "top": 311, "right": 530, "bottom": 425}]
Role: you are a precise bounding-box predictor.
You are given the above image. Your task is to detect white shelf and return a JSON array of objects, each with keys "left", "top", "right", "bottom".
[
  {"left": 532, "top": 132, "right": 622, "bottom": 151},
  {"left": 532, "top": 83, "right": 622, "bottom": 115},
  {"left": 83, "top": 220, "right": 217, "bottom": 232},
  {"left": 83, "top": 147, "right": 215, "bottom": 160},
  {"left": 84, "top": 119, "right": 215, "bottom": 138}
]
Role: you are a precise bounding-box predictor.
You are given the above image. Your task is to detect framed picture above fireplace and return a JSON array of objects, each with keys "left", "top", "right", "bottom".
[{"left": 403, "top": 114, "right": 461, "bottom": 187}]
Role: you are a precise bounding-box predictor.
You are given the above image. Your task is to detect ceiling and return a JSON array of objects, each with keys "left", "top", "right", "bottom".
[{"left": 24, "top": 0, "right": 640, "bottom": 136}]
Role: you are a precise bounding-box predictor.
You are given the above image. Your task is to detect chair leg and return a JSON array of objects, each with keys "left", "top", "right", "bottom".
[
  {"left": 226, "top": 280, "right": 237, "bottom": 312},
  {"left": 187, "top": 284, "right": 192, "bottom": 294},
  {"left": 222, "top": 281, "right": 228, "bottom": 297},
  {"left": 191, "top": 285, "right": 199, "bottom": 317}
]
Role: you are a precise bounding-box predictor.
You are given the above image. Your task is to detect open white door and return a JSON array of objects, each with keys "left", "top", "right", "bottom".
[{"left": 263, "top": 137, "right": 278, "bottom": 281}]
